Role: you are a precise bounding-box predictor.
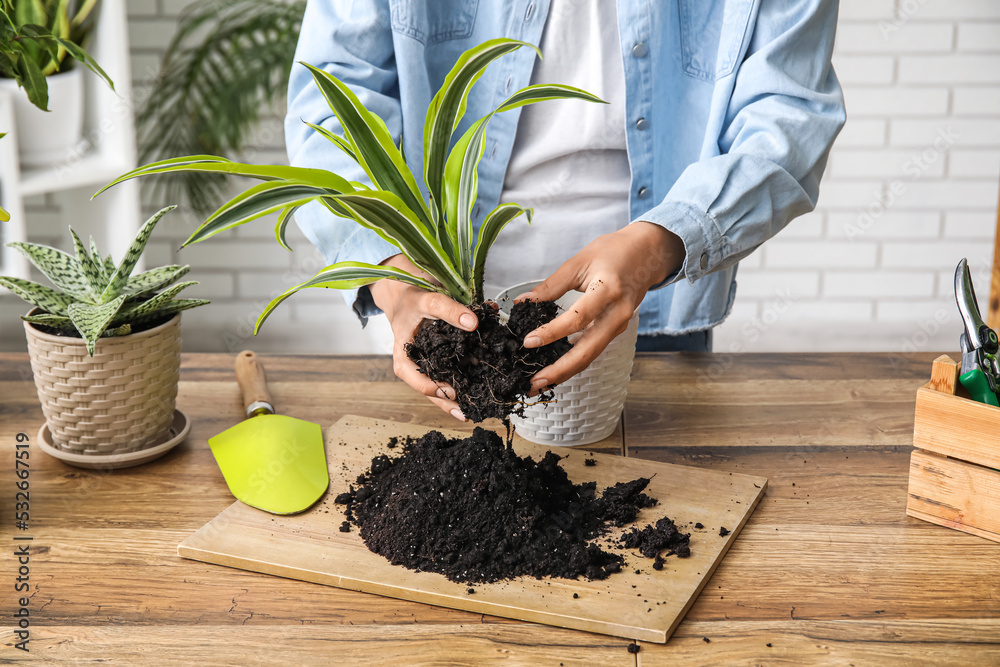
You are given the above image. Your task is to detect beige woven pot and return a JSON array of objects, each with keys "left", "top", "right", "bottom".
[{"left": 24, "top": 312, "right": 182, "bottom": 455}]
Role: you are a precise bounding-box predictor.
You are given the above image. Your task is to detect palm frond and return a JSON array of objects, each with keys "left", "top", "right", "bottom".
[{"left": 136, "top": 0, "right": 306, "bottom": 215}]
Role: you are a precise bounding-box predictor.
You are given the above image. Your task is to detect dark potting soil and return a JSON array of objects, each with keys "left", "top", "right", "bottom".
[
  {"left": 336, "top": 427, "right": 685, "bottom": 584},
  {"left": 405, "top": 300, "right": 572, "bottom": 423},
  {"left": 619, "top": 516, "right": 691, "bottom": 560}
]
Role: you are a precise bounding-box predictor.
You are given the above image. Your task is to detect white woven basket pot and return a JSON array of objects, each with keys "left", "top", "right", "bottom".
[
  {"left": 495, "top": 281, "right": 639, "bottom": 447},
  {"left": 24, "top": 313, "right": 182, "bottom": 455}
]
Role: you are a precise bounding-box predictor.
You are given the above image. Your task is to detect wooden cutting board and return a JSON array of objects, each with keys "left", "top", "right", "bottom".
[{"left": 178, "top": 415, "right": 767, "bottom": 643}]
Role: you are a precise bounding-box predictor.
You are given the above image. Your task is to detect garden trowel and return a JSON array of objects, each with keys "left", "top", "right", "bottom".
[{"left": 209, "top": 351, "right": 329, "bottom": 514}]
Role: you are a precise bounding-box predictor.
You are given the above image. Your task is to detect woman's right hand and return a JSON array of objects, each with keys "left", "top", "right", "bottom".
[{"left": 368, "top": 254, "right": 479, "bottom": 421}]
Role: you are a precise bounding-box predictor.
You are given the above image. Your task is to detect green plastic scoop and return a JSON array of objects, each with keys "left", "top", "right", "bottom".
[{"left": 209, "top": 351, "right": 329, "bottom": 515}]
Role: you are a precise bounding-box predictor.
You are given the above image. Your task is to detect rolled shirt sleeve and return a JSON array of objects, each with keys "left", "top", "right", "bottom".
[
  {"left": 285, "top": 0, "right": 401, "bottom": 323},
  {"left": 641, "top": 0, "right": 846, "bottom": 288}
]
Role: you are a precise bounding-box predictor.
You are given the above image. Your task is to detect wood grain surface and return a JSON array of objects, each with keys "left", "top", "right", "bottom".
[{"left": 2, "top": 350, "right": 999, "bottom": 664}]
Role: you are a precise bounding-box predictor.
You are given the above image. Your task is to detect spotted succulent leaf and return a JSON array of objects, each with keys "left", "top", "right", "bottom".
[
  {"left": 20, "top": 312, "right": 73, "bottom": 328},
  {"left": 126, "top": 298, "right": 210, "bottom": 328},
  {"left": 123, "top": 265, "right": 190, "bottom": 298},
  {"left": 67, "top": 296, "right": 128, "bottom": 355},
  {"left": 102, "top": 323, "right": 132, "bottom": 337},
  {"left": 115, "top": 281, "right": 198, "bottom": 323},
  {"left": 0, "top": 276, "right": 75, "bottom": 316},
  {"left": 7, "top": 242, "right": 92, "bottom": 300},
  {"left": 69, "top": 228, "right": 103, "bottom": 299},
  {"left": 100, "top": 206, "right": 176, "bottom": 303},
  {"left": 90, "top": 236, "right": 109, "bottom": 283}
]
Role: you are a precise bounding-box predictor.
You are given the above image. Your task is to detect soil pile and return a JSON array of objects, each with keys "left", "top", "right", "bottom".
[
  {"left": 336, "top": 427, "right": 689, "bottom": 584},
  {"left": 406, "top": 300, "right": 571, "bottom": 423}
]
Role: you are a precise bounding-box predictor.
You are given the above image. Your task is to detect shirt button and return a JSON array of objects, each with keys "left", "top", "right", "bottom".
[
  {"left": 637, "top": 186, "right": 651, "bottom": 199},
  {"left": 700, "top": 253, "right": 709, "bottom": 270},
  {"left": 632, "top": 42, "right": 648, "bottom": 58},
  {"left": 636, "top": 117, "right": 650, "bottom": 131}
]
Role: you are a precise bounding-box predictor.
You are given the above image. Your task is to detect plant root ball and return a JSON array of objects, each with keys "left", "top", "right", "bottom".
[{"left": 405, "top": 300, "right": 571, "bottom": 423}]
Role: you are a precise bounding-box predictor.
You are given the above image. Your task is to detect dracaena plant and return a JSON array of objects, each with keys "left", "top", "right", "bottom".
[
  {"left": 96, "top": 38, "right": 605, "bottom": 334},
  {"left": 0, "top": 0, "right": 114, "bottom": 111},
  {"left": 0, "top": 206, "right": 209, "bottom": 355}
]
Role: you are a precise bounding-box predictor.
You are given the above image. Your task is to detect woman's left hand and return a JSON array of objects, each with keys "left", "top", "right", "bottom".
[{"left": 516, "top": 221, "right": 685, "bottom": 394}]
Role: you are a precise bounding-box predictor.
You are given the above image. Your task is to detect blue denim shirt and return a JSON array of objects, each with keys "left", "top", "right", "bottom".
[{"left": 286, "top": 0, "right": 845, "bottom": 335}]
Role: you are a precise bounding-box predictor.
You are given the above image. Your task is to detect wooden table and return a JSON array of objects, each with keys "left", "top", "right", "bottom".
[{"left": 2, "top": 352, "right": 998, "bottom": 665}]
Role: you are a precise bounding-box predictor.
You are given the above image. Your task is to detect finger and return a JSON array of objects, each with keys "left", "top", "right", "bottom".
[
  {"left": 513, "top": 264, "right": 580, "bottom": 305},
  {"left": 419, "top": 291, "right": 479, "bottom": 331},
  {"left": 394, "top": 351, "right": 455, "bottom": 399},
  {"left": 523, "top": 282, "right": 615, "bottom": 348},
  {"left": 528, "top": 306, "right": 632, "bottom": 392},
  {"left": 427, "top": 394, "right": 466, "bottom": 422}
]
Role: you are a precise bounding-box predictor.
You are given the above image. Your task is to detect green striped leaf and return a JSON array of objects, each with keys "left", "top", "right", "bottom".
[
  {"left": 423, "top": 38, "right": 538, "bottom": 232},
  {"left": 472, "top": 203, "right": 532, "bottom": 302},
  {"left": 303, "top": 63, "right": 435, "bottom": 236},
  {"left": 68, "top": 296, "right": 127, "bottom": 356},
  {"left": 443, "top": 115, "right": 489, "bottom": 283},
  {"left": 0, "top": 276, "right": 75, "bottom": 316},
  {"left": 116, "top": 281, "right": 198, "bottom": 323},
  {"left": 123, "top": 265, "right": 190, "bottom": 298},
  {"left": 304, "top": 121, "right": 357, "bottom": 164},
  {"left": 442, "top": 83, "right": 606, "bottom": 287},
  {"left": 274, "top": 205, "right": 301, "bottom": 252},
  {"left": 94, "top": 155, "right": 349, "bottom": 198},
  {"left": 7, "top": 242, "right": 91, "bottom": 300},
  {"left": 255, "top": 261, "right": 443, "bottom": 334},
  {"left": 69, "top": 228, "right": 103, "bottom": 299},
  {"left": 327, "top": 191, "right": 470, "bottom": 302},
  {"left": 495, "top": 83, "right": 607, "bottom": 114},
  {"left": 183, "top": 181, "right": 338, "bottom": 247},
  {"left": 100, "top": 206, "right": 174, "bottom": 303}
]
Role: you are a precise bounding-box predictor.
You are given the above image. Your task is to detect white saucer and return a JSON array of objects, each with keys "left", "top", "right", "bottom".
[{"left": 37, "top": 410, "right": 191, "bottom": 470}]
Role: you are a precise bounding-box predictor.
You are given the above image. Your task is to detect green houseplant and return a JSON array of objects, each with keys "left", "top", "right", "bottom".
[
  {"left": 0, "top": 0, "right": 114, "bottom": 166},
  {"left": 0, "top": 205, "right": 209, "bottom": 459},
  {"left": 0, "top": 0, "right": 112, "bottom": 110},
  {"left": 99, "top": 38, "right": 604, "bottom": 421},
  {"left": 101, "top": 38, "right": 603, "bottom": 322}
]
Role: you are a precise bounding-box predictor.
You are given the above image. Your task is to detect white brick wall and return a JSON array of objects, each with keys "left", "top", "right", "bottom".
[
  {"left": 716, "top": 0, "right": 1000, "bottom": 354},
  {"left": 2, "top": 0, "right": 998, "bottom": 357}
]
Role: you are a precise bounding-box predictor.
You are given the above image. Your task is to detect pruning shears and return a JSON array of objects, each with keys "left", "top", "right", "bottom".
[{"left": 954, "top": 258, "right": 1000, "bottom": 407}]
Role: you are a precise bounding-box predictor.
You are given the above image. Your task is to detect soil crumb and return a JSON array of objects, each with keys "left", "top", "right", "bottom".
[
  {"left": 719, "top": 526, "right": 730, "bottom": 537},
  {"left": 406, "top": 301, "right": 571, "bottom": 423},
  {"left": 340, "top": 428, "right": 677, "bottom": 584},
  {"left": 620, "top": 516, "right": 691, "bottom": 560},
  {"left": 584, "top": 458, "right": 597, "bottom": 467},
  {"left": 627, "top": 643, "right": 640, "bottom": 654}
]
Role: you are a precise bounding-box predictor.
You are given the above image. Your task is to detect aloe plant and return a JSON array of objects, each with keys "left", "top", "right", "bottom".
[
  {"left": 0, "top": 206, "right": 209, "bottom": 355},
  {"left": 96, "top": 38, "right": 605, "bottom": 334}
]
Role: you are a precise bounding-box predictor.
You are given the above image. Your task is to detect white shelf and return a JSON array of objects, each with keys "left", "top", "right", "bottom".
[
  {"left": 0, "top": 0, "right": 139, "bottom": 279},
  {"left": 19, "top": 151, "right": 134, "bottom": 197}
]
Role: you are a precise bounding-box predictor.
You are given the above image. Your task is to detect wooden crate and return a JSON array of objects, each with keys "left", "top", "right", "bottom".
[{"left": 907, "top": 354, "right": 1000, "bottom": 543}]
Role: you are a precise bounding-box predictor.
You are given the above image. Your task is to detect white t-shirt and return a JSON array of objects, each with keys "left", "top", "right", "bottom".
[{"left": 483, "top": 0, "right": 632, "bottom": 300}]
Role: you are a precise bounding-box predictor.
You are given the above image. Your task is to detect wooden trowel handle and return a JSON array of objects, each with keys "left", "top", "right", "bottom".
[{"left": 235, "top": 350, "right": 275, "bottom": 417}]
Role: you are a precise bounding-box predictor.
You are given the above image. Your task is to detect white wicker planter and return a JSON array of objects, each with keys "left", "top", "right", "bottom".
[
  {"left": 24, "top": 312, "right": 182, "bottom": 456},
  {"left": 495, "top": 281, "right": 638, "bottom": 447}
]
